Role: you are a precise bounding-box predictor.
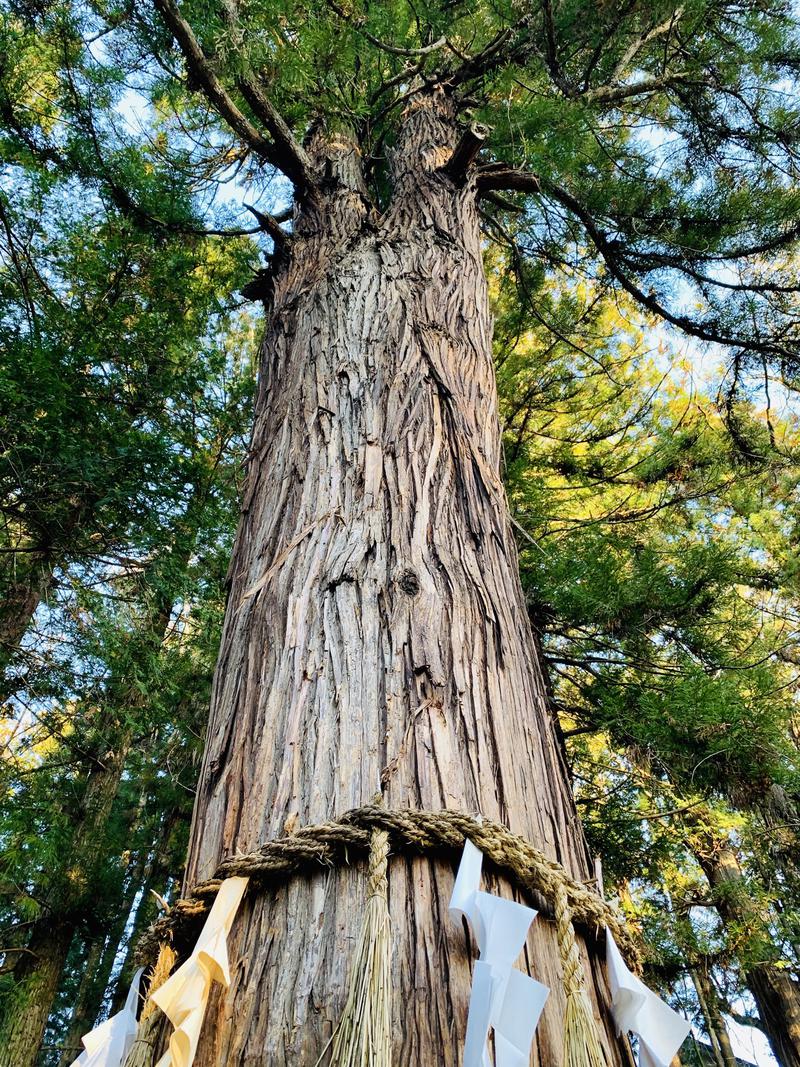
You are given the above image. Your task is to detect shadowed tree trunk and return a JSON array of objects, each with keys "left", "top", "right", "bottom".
[
  {"left": 58, "top": 844, "right": 149, "bottom": 1067},
  {"left": 0, "top": 475, "right": 215, "bottom": 1065},
  {"left": 0, "top": 736, "right": 133, "bottom": 1067},
  {"left": 58, "top": 935, "right": 107, "bottom": 1065},
  {"left": 0, "top": 917, "right": 75, "bottom": 1067},
  {"left": 183, "top": 92, "right": 625, "bottom": 1066},
  {"left": 690, "top": 964, "right": 738, "bottom": 1067},
  {"left": 693, "top": 836, "right": 800, "bottom": 1067},
  {"left": 0, "top": 546, "right": 57, "bottom": 699}
]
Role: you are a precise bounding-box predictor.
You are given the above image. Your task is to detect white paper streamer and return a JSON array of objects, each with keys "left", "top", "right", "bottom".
[
  {"left": 606, "top": 929, "right": 690, "bottom": 1067},
  {"left": 152, "top": 875, "right": 249, "bottom": 1067},
  {"left": 450, "top": 839, "right": 550, "bottom": 1067},
  {"left": 70, "top": 966, "right": 145, "bottom": 1067}
]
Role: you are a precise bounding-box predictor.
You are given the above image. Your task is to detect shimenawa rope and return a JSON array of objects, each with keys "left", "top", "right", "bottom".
[
  {"left": 135, "top": 805, "right": 639, "bottom": 970},
  {"left": 133, "top": 806, "right": 638, "bottom": 1067}
]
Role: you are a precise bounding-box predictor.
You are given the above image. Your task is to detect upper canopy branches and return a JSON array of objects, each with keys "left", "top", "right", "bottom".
[{"left": 2, "top": 0, "right": 799, "bottom": 374}]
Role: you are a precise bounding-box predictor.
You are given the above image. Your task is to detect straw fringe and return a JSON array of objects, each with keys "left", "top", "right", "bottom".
[
  {"left": 319, "top": 828, "right": 392, "bottom": 1067},
  {"left": 122, "top": 943, "right": 176, "bottom": 1067},
  {"left": 555, "top": 881, "right": 608, "bottom": 1067},
  {"left": 141, "top": 942, "right": 177, "bottom": 1022}
]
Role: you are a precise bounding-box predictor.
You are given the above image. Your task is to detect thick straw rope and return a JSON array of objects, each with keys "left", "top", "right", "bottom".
[{"left": 135, "top": 805, "right": 638, "bottom": 972}]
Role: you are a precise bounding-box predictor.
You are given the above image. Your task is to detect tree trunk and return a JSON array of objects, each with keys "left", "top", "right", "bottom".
[
  {"left": 107, "top": 809, "right": 183, "bottom": 1018},
  {"left": 0, "top": 548, "right": 56, "bottom": 701},
  {"left": 0, "top": 737, "right": 133, "bottom": 1067},
  {"left": 58, "top": 936, "right": 107, "bottom": 1066},
  {"left": 0, "top": 916, "right": 75, "bottom": 1067},
  {"left": 2, "top": 484, "right": 207, "bottom": 1066},
  {"left": 694, "top": 840, "right": 800, "bottom": 1067},
  {"left": 690, "top": 965, "right": 738, "bottom": 1067},
  {"left": 184, "top": 92, "right": 623, "bottom": 1066},
  {"left": 57, "top": 842, "right": 149, "bottom": 1067}
]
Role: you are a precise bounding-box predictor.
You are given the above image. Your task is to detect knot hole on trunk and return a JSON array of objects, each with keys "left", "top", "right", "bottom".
[{"left": 397, "top": 569, "right": 420, "bottom": 596}]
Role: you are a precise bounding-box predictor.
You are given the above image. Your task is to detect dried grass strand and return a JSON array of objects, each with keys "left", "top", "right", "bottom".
[{"left": 318, "top": 829, "right": 392, "bottom": 1067}]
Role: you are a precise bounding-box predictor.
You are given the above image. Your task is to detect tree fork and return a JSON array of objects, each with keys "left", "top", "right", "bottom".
[{"left": 181, "top": 90, "right": 626, "bottom": 1066}]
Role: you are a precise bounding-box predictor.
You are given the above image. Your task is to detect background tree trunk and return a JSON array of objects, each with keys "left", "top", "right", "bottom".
[
  {"left": 690, "top": 965, "right": 738, "bottom": 1067},
  {"left": 1, "top": 917, "right": 74, "bottom": 1067},
  {"left": 184, "top": 93, "right": 625, "bottom": 1066},
  {"left": 0, "top": 738, "right": 133, "bottom": 1067},
  {"left": 694, "top": 839, "right": 800, "bottom": 1067}
]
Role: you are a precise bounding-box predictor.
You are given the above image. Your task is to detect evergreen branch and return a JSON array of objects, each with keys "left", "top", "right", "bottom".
[
  {"left": 539, "top": 177, "right": 799, "bottom": 363},
  {"left": 151, "top": 0, "right": 315, "bottom": 188}
]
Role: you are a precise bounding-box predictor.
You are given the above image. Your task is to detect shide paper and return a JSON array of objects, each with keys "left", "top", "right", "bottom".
[
  {"left": 152, "top": 875, "right": 249, "bottom": 1067},
  {"left": 606, "top": 929, "right": 690, "bottom": 1067},
  {"left": 450, "top": 838, "right": 550, "bottom": 1067},
  {"left": 70, "top": 966, "right": 144, "bottom": 1067}
]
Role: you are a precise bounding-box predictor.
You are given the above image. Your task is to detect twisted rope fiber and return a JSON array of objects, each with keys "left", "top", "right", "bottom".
[{"left": 135, "top": 805, "right": 639, "bottom": 969}]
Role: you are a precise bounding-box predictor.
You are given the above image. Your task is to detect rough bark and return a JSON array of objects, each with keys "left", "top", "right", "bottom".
[
  {"left": 184, "top": 92, "right": 624, "bottom": 1066},
  {"left": 0, "top": 913, "right": 75, "bottom": 1067},
  {"left": 694, "top": 840, "right": 800, "bottom": 1067}
]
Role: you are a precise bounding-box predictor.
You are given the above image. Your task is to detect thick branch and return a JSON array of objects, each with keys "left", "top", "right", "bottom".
[
  {"left": 609, "top": 7, "right": 684, "bottom": 85},
  {"left": 235, "top": 79, "right": 316, "bottom": 188},
  {"left": 584, "top": 72, "right": 698, "bottom": 106},
  {"left": 152, "top": 0, "right": 314, "bottom": 188},
  {"left": 476, "top": 166, "right": 540, "bottom": 194},
  {"left": 244, "top": 204, "right": 291, "bottom": 249},
  {"left": 442, "top": 123, "right": 490, "bottom": 183}
]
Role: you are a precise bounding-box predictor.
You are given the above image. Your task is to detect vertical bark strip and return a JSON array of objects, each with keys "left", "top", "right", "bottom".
[{"left": 186, "top": 92, "right": 622, "bottom": 1066}]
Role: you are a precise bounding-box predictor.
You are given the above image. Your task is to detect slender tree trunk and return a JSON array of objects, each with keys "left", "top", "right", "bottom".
[
  {"left": 58, "top": 936, "right": 107, "bottom": 1065},
  {"left": 690, "top": 965, "right": 738, "bottom": 1067},
  {"left": 57, "top": 843, "right": 149, "bottom": 1067},
  {"left": 184, "top": 92, "right": 623, "bottom": 1066},
  {"left": 107, "top": 809, "right": 183, "bottom": 1018},
  {"left": 694, "top": 840, "right": 800, "bottom": 1067},
  {"left": 0, "top": 548, "right": 56, "bottom": 701}
]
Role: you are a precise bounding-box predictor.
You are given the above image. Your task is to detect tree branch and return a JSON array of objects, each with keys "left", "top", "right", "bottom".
[
  {"left": 476, "top": 166, "right": 540, "bottom": 194},
  {"left": 442, "top": 123, "right": 490, "bottom": 183},
  {"left": 608, "top": 7, "right": 684, "bottom": 85},
  {"left": 244, "top": 204, "right": 291, "bottom": 250},
  {"left": 151, "top": 0, "right": 315, "bottom": 188},
  {"left": 583, "top": 72, "right": 699, "bottom": 106},
  {"left": 234, "top": 79, "right": 316, "bottom": 189},
  {"left": 539, "top": 177, "right": 798, "bottom": 362}
]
